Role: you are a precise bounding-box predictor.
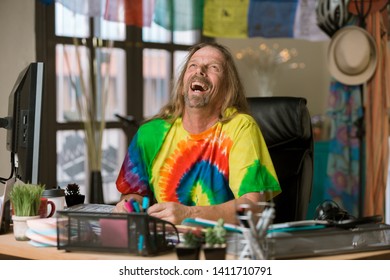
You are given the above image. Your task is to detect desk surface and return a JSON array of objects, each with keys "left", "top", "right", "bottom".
[
  {"left": 1, "top": 233, "right": 390, "bottom": 260},
  {"left": 0, "top": 233, "right": 177, "bottom": 260}
]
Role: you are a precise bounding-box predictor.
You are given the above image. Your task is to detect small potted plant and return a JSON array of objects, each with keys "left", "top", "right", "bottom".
[
  {"left": 9, "top": 183, "right": 45, "bottom": 241},
  {"left": 175, "top": 227, "right": 203, "bottom": 260},
  {"left": 203, "top": 218, "right": 227, "bottom": 260},
  {"left": 65, "top": 183, "right": 85, "bottom": 207}
]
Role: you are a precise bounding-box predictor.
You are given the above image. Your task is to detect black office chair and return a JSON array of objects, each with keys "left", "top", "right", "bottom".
[{"left": 247, "top": 96, "right": 314, "bottom": 223}]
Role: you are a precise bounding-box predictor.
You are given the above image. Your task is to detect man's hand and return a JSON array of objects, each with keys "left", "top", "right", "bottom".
[
  {"left": 113, "top": 193, "right": 143, "bottom": 213},
  {"left": 117, "top": 192, "right": 264, "bottom": 225},
  {"left": 147, "top": 202, "right": 191, "bottom": 224},
  {"left": 113, "top": 199, "right": 128, "bottom": 213}
]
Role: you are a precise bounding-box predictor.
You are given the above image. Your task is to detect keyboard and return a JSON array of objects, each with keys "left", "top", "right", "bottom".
[{"left": 63, "top": 203, "right": 115, "bottom": 213}]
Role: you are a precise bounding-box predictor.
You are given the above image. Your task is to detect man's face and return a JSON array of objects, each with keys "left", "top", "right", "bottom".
[{"left": 182, "top": 46, "right": 225, "bottom": 109}]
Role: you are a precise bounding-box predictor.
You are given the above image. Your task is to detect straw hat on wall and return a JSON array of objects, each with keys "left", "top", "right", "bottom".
[{"left": 327, "top": 25, "right": 378, "bottom": 85}]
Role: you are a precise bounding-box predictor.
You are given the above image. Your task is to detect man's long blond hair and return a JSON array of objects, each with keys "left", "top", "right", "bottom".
[{"left": 150, "top": 42, "right": 249, "bottom": 123}]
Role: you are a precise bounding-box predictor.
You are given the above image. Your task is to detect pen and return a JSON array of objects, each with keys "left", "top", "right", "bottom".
[
  {"left": 137, "top": 198, "right": 148, "bottom": 255},
  {"left": 246, "top": 210, "right": 258, "bottom": 238},
  {"left": 138, "top": 234, "right": 144, "bottom": 255},
  {"left": 236, "top": 204, "right": 250, "bottom": 228},
  {"left": 124, "top": 199, "right": 133, "bottom": 213},
  {"left": 142, "top": 196, "right": 149, "bottom": 212},
  {"left": 257, "top": 207, "right": 275, "bottom": 237},
  {"left": 130, "top": 198, "right": 141, "bottom": 213}
]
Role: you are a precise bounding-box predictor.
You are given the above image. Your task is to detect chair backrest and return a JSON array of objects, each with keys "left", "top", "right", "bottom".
[{"left": 247, "top": 96, "right": 314, "bottom": 223}]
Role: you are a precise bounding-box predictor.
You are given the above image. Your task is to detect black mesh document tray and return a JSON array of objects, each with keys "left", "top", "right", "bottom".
[
  {"left": 56, "top": 209, "right": 179, "bottom": 256},
  {"left": 267, "top": 223, "right": 390, "bottom": 259}
]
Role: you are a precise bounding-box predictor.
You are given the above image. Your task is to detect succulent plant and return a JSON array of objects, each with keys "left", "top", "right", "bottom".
[
  {"left": 65, "top": 183, "right": 81, "bottom": 196},
  {"left": 182, "top": 227, "right": 203, "bottom": 248},
  {"left": 205, "top": 218, "right": 226, "bottom": 247}
]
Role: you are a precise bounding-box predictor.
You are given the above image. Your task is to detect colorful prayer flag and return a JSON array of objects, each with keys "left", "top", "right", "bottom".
[
  {"left": 203, "top": 0, "right": 249, "bottom": 38},
  {"left": 57, "top": 0, "right": 103, "bottom": 17},
  {"left": 153, "top": 0, "right": 204, "bottom": 31},
  {"left": 104, "top": 0, "right": 154, "bottom": 27},
  {"left": 248, "top": 0, "right": 298, "bottom": 38},
  {"left": 293, "top": 0, "right": 329, "bottom": 41}
]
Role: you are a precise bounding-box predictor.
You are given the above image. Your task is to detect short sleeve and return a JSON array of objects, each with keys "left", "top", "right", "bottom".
[{"left": 228, "top": 115, "right": 281, "bottom": 200}]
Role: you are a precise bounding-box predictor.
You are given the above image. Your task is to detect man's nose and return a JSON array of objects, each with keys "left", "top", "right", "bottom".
[{"left": 196, "top": 65, "right": 206, "bottom": 76}]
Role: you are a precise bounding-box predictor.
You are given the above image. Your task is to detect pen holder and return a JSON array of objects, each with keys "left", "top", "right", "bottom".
[
  {"left": 235, "top": 201, "right": 275, "bottom": 260},
  {"left": 56, "top": 211, "right": 179, "bottom": 256}
]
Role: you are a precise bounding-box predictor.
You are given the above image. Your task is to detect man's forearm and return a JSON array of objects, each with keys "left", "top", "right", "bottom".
[{"left": 188, "top": 192, "right": 263, "bottom": 225}]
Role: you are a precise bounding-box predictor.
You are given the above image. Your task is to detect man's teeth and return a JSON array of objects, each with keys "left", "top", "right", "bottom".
[{"left": 191, "top": 83, "right": 207, "bottom": 91}]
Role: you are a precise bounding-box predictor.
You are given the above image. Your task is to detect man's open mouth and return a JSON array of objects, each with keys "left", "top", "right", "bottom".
[{"left": 190, "top": 81, "right": 209, "bottom": 92}]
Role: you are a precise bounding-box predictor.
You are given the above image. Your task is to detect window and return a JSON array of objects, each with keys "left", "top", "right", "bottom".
[{"left": 35, "top": 1, "right": 205, "bottom": 203}]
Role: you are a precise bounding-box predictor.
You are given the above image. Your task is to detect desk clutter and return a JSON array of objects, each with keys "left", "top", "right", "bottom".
[
  {"left": 26, "top": 218, "right": 58, "bottom": 247},
  {"left": 3, "top": 197, "right": 390, "bottom": 259},
  {"left": 227, "top": 200, "right": 390, "bottom": 259},
  {"left": 267, "top": 222, "right": 390, "bottom": 259},
  {"left": 235, "top": 202, "right": 275, "bottom": 259},
  {"left": 55, "top": 203, "right": 179, "bottom": 256}
]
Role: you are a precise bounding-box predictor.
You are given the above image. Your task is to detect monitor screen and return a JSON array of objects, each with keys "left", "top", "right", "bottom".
[{"left": 0, "top": 62, "right": 44, "bottom": 184}]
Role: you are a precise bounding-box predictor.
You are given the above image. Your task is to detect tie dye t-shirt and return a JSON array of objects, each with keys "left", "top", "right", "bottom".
[{"left": 116, "top": 108, "right": 280, "bottom": 205}]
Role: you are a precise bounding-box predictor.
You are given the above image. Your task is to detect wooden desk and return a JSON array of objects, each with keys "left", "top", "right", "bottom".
[
  {"left": 1, "top": 232, "right": 390, "bottom": 260},
  {"left": 0, "top": 233, "right": 176, "bottom": 260}
]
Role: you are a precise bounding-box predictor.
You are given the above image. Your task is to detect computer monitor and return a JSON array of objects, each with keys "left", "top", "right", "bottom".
[{"left": 0, "top": 62, "right": 44, "bottom": 184}]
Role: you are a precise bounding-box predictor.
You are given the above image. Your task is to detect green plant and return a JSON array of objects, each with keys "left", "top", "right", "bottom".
[
  {"left": 9, "top": 184, "right": 45, "bottom": 216},
  {"left": 182, "top": 227, "right": 203, "bottom": 248},
  {"left": 205, "top": 218, "right": 226, "bottom": 247},
  {"left": 65, "top": 183, "right": 81, "bottom": 196}
]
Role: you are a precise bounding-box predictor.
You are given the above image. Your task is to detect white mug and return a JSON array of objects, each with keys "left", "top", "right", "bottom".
[{"left": 42, "top": 188, "right": 65, "bottom": 216}]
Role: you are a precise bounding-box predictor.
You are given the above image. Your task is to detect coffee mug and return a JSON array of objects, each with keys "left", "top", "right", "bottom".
[
  {"left": 42, "top": 188, "right": 65, "bottom": 216},
  {"left": 39, "top": 197, "right": 55, "bottom": 218}
]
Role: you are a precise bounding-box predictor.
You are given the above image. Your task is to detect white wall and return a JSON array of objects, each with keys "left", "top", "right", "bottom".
[
  {"left": 217, "top": 37, "right": 331, "bottom": 117},
  {"left": 0, "top": 0, "right": 35, "bottom": 180}
]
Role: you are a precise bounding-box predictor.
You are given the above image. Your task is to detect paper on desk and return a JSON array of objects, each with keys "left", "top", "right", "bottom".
[
  {"left": 28, "top": 239, "right": 53, "bottom": 247},
  {"left": 270, "top": 220, "right": 329, "bottom": 229},
  {"left": 25, "top": 218, "right": 66, "bottom": 247},
  {"left": 100, "top": 218, "right": 128, "bottom": 248},
  {"left": 182, "top": 217, "right": 243, "bottom": 233},
  {"left": 25, "top": 228, "right": 57, "bottom": 247}
]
